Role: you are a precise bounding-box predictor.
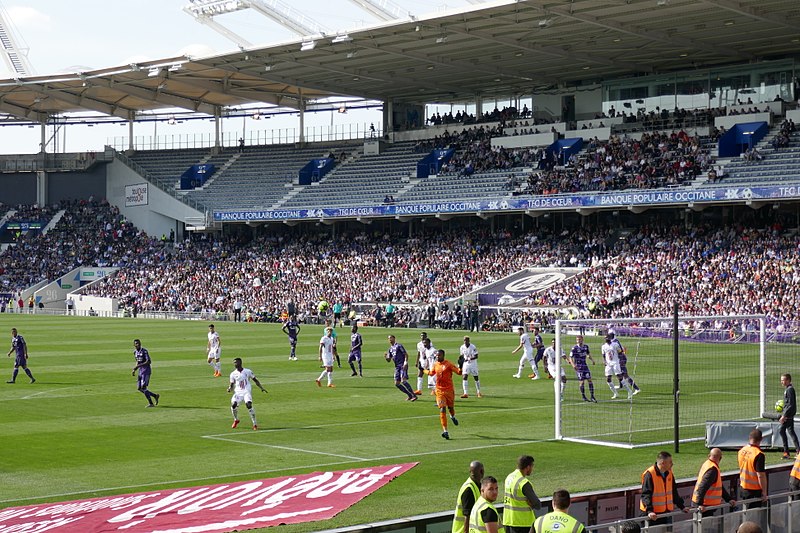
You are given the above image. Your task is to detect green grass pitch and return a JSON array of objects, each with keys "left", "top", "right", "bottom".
[{"left": 0, "top": 316, "right": 790, "bottom": 532}]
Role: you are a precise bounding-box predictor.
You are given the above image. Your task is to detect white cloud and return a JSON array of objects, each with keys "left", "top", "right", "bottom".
[{"left": 6, "top": 5, "right": 52, "bottom": 31}]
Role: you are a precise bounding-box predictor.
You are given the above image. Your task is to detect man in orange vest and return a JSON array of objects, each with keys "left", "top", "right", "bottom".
[
  {"left": 737, "top": 428, "right": 768, "bottom": 506},
  {"left": 692, "top": 448, "right": 736, "bottom": 524},
  {"left": 789, "top": 451, "right": 800, "bottom": 499},
  {"left": 640, "top": 451, "right": 687, "bottom": 527}
]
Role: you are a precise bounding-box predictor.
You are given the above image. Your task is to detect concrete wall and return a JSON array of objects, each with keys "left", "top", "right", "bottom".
[
  {"left": 48, "top": 166, "right": 107, "bottom": 203},
  {"left": 492, "top": 132, "right": 558, "bottom": 149},
  {"left": 714, "top": 112, "right": 772, "bottom": 130},
  {"left": 105, "top": 158, "right": 204, "bottom": 238},
  {"left": 0, "top": 173, "right": 37, "bottom": 204}
]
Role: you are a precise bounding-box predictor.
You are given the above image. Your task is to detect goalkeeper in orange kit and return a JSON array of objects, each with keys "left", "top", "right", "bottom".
[{"left": 424, "top": 349, "right": 462, "bottom": 440}]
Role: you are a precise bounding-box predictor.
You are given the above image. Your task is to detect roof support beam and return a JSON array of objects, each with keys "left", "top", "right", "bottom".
[
  {"left": 698, "top": 0, "right": 799, "bottom": 29},
  {"left": 28, "top": 86, "right": 133, "bottom": 120},
  {"left": 93, "top": 78, "right": 218, "bottom": 115}
]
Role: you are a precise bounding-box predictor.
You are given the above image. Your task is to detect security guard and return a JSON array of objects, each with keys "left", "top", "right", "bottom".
[
  {"left": 640, "top": 451, "right": 687, "bottom": 527},
  {"left": 738, "top": 428, "right": 767, "bottom": 506},
  {"left": 503, "top": 455, "right": 541, "bottom": 533},
  {"left": 534, "top": 489, "right": 585, "bottom": 533},
  {"left": 453, "top": 461, "right": 484, "bottom": 533},
  {"left": 693, "top": 448, "right": 735, "bottom": 517},
  {"left": 469, "top": 476, "right": 504, "bottom": 533}
]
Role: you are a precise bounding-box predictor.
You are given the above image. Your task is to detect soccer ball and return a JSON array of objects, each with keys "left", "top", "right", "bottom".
[{"left": 776, "top": 399, "right": 785, "bottom": 413}]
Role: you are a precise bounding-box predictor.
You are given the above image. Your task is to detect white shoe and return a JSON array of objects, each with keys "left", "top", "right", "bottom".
[
  {"left": 611, "top": 393, "right": 618, "bottom": 399},
  {"left": 531, "top": 376, "right": 540, "bottom": 380},
  {"left": 633, "top": 388, "right": 641, "bottom": 395},
  {"left": 512, "top": 374, "right": 521, "bottom": 379}
]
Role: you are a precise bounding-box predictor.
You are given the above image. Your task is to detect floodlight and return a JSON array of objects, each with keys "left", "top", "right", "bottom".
[
  {"left": 332, "top": 34, "right": 352, "bottom": 44},
  {"left": 300, "top": 40, "right": 316, "bottom": 51}
]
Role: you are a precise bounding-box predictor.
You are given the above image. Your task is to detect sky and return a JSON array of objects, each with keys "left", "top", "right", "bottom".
[{"left": 0, "top": 0, "right": 471, "bottom": 154}]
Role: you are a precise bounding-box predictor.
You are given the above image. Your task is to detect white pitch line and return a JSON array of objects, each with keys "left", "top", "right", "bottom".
[
  {"left": 201, "top": 403, "right": 553, "bottom": 438},
  {"left": 202, "top": 435, "right": 368, "bottom": 461},
  {"left": 0, "top": 437, "right": 555, "bottom": 505},
  {"left": 18, "top": 387, "right": 74, "bottom": 400}
]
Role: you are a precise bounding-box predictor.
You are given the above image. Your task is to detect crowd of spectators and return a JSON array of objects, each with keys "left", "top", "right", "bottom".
[
  {"left": 83, "top": 225, "right": 607, "bottom": 319},
  {"left": 536, "top": 218, "right": 800, "bottom": 325},
  {"left": 509, "top": 130, "right": 712, "bottom": 195},
  {"left": 0, "top": 199, "right": 160, "bottom": 294},
  {"left": 770, "top": 119, "right": 796, "bottom": 150},
  {"left": 426, "top": 105, "right": 538, "bottom": 127}
]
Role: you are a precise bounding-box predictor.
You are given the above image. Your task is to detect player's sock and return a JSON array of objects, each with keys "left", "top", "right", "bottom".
[
  {"left": 417, "top": 376, "right": 424, "bottom": 391},
  {"left": 12, "top": 369, "right": 19, "bottom": 381},
  {"left": 517, "top": 363, "right": 525, "bottom": 375},
  {"left": 475, "top": 380, "right": 481, "bottom": 395},
  {"left": 607, "top": 381, "right": 616, "bottom": 393},
  {"left": 248, "top": 407, "right": 257, "bottom": 426},
  {"left": 428, "top": 376, "right": 436, "bottom": 388},
  {"left": 335, "top": 354, "right": 341, "bottom": 367},
  {"left": 24, "top": 368, "right": 34, "bottom": 380},
  {"left": 622, "top": 380, "right": 633, "bottom": 395},
  {"left": 349, "top": 362, "right": 356, "bottom": 373},
  {"left": 290, "top": 346, "right": 296, "bottom": 358},
  {"left": 560, "top": 381, "right": 566, "bottom": 395},
  {"left": 462, "top": 381, "right": 469, "bottom": 395},
  {"left": 318, "top": 370, "right": 327, "bottom": 382},
  {"left": 580, "top": 384, "right": 587, "bottom": 400},
  {"left": 326, "top": 371, "right": 333, "bottom": 385},
  {"left": 439, "top": 412, "right": 447, "bottom": 431},
  {"left": 357, "top": 360, "right": 362, "bottom": 375},
  {"left": 396, "top": 383, "right": 411, "bottom": 397},
  {"left": 215, "top": 361, "right": 221, "bottom": 372},
  {"left": 231, "top": 406, "right": 239, "bottom": 420},
  {"left": 629, "top": 378, "right": 640, "bottom": 391},
  {"left": 402, "top": 382, "right": 416, "bottom": 397},
  {"left": 589, "top": 382, "right": 595, "bottom": 399}
]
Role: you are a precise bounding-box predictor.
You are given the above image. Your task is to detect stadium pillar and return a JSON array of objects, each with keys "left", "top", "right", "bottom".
[
  {"left": 299, "top": 90, "right": 305, "bottom": 144},
  {"left": 673, "top": 301, "right": 679, "bottom": 453},
  {"left": 383, "top": 99, "right": 392, "bottom": 137},
  {"left": 128, "top": 118, "right": 134, "bottom": 152},
  {"left": 36, "top": 170, "right": 47, "bottom": 206},
  {"left": 475, "top": 92, "right": 483, "bottom": 118},
  {"left": 214, "top": 106, "right": 221, "bottom": 150}
]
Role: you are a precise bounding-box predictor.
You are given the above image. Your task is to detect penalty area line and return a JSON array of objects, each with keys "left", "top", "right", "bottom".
[{"left": 201, "top": 434, "right": 368, "bottom": 461}]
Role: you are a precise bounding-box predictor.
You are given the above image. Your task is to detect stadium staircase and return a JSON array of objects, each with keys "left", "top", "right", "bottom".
[
  {"left": 280, "top": 141, "right": 419, "bottom": 208},
  {"left": 710, "top": 124, "right": 800, "bottom": 186}
]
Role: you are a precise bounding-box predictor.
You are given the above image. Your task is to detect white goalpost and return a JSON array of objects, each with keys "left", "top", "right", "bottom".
[{"left": 553, "top": 314, "right": 770, "bottom": 449}]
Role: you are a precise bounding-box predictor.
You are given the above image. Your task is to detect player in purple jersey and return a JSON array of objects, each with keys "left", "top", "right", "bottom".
[
  {"left": 609, "top": 332, "right": 640, "bottom": 394},
  {"left": 348, "top": 325, "right": 364, "bottom": 377},
  {"left": 132, "top": 339, "right": 160, "bottom": 408},
  {"left": 386, "top": 334, "right": 417, "bottom": 401},
  {"left": 282, "top": 315, "right": 301, "bottom": 361},
  {"left": 6, "top": 328, "right": 35, "bottom": 384},
  {"left": 569, "top": 335, "right": 597, "bottom": 403},
  {"left": 532, "top": 327, "right": 546, "bottom": 380}
]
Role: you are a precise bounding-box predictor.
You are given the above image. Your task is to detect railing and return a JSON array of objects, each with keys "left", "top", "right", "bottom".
[
  {"left": 111, "top": 148, "right": 209, "bottom": 215},
  {"left": 0, "top": 149, "right": 114, "bottom": 172},
  {"left": 108, "top": 124, "right": 380, "bottom": 151}
]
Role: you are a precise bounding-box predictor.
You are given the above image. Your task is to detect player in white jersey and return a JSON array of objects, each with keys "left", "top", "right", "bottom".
[
  {"left": 511, "top": 326, "right": 537, "bottom": 379},
  {"left": 207, "top": 324, "right": 222, "bottom": 377},
  {"left": 316, "top": 327, "right": 336, "bottom": 388},
  {"left": 602, "top": 336, "right": 633, "bottom": 399},
  {"left": 227, "top": 357, "right": 266, "bottom": 430},
  {"left": 414, "top": 332, "right": 430, "bottom": 394},
  {"left": 422, "top": 339, "right": 439, "bottom": 392},
  {"left": 459, "top": 336, "right": 482, "bottom": 398},
  {"left": 544, "top": 339, "right": 567, "bottom": 400}
]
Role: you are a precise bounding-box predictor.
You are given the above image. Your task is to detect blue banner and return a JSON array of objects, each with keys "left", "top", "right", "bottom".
[{"left": 213, "top": 184, "right": 800, "bottom": 222}]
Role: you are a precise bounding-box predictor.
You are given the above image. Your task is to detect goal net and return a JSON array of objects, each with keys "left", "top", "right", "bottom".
[{"left": 553, "top": 315, "right": 785, "bottom": 449}]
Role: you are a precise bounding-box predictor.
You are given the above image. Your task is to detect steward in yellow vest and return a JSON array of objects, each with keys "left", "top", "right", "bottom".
[
  {"left": 453, "top": 461, "right": 484, "bottom": 533},
  {"left": 469, "top": 476, "right": 504, "bottom": 533},
  {"left": 534, "top": 489, "right": 585, "bottom": 533},
  {"left": 503, "top": 455, "right": 541, "bottom": 533}
]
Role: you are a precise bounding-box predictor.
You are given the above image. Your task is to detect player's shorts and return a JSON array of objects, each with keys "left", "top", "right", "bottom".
[
  {"left": 14, "top": 355, "right": 26, "bottom": 368},
  {"left": 394, "top": 366, "right": 409, "bottom": 382},
  {"left": 605, "top": 362, "right": 622, "bottom": 377},
  {"left": 534, "top": 348, "right": 545, "bottom": 363},
  {"left": 208, "top": 349, "right": 221, "bottom": 360},
  {"left": 137, "top": 369, "right": 151, "bottom": 389},
  {"left": 462, "top": 360, "right": 479, "bottom": 376},
  {"left": 520, "top": 351, "right": 534, "bottom": 363},
  {"left": 547, "top": 365, "right": 565, "bottom": 378},
  {"left": 231, "top": 391, "right": 253, "bottom": 405},
  {"left": 436, "top": 389, "right": 455, "bottom": 409},
  {"left": 321, "top": 353, "right": 334, "bottom": 367},
  {"left": 575, "top": 369, "right": 592, "bottom": 381},
  {"left": 619, "top": 362, "right": 629, "bottom": 375},
  {"left": 288, "top": 336, "right": 297, "bottom": 346},
  {"left": 334, "top": 312, "right": 341, "bottom": 320},
  {"left": 348, "top": 350, "right": 362, "bottom": 362}
]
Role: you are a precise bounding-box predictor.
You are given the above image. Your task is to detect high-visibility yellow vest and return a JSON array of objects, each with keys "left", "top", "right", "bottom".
[
  {"left": 453, "top": 477, "right": 480, "bottom": 533},
  {"left": 469, "top": 497, "right": 505, "bottom": 533},
  {"left": 534, "top": 511, "right": 585, "bottom": 533},
  {"left": 503, "top": 469, "right": 534, "bottom": 527}
]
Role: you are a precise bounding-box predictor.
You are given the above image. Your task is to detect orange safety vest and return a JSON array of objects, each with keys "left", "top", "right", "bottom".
[
  {"left": 738, "top": 444, "right": 763, "bottom": 491},
  {"left": 692, "top": 459, "right": 722, "bottom": 506},
  {"left": 640, "top": 465, "right": 674, "bottom": 513},
  {"left": 791, "top": 455, "right": 800, "bottom": 483}
]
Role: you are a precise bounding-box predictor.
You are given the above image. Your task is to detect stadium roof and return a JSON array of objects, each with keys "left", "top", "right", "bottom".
[{"left": 0, "top": 0, "right": 798, "bottom": 123}]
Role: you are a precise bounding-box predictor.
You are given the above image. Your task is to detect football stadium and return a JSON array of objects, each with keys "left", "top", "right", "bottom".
[{"left": 1, "top": 1, "right": 800, "bottom": 532}]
